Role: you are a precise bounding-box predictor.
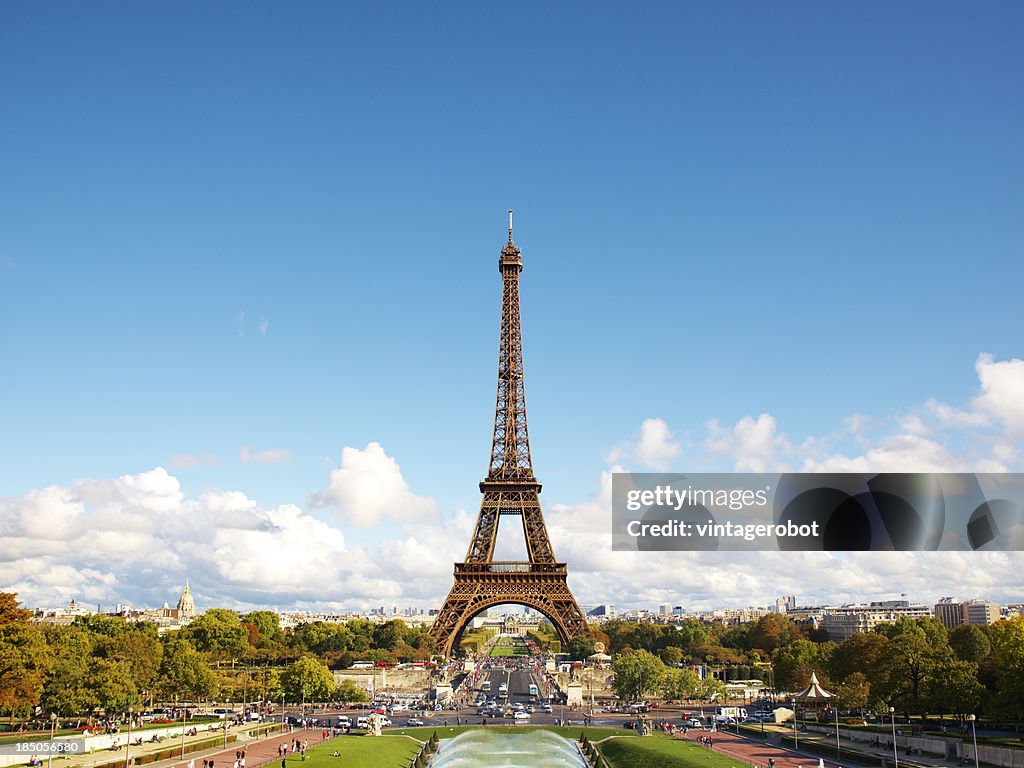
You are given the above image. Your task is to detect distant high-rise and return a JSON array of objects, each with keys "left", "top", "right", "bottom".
[{"left": 934, "top": 597, "right": 1000, "bottom": 628}]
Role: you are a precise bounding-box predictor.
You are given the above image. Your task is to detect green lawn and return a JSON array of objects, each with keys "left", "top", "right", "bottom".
[
  {"left": 489, "top": 637, "right": 530, "bottom": 657},
  {"left": 301, "top": 735, "right": 419, "bottom": 768},
  {"left": 599, "top": 734, "right": 751, "bottom": 768}
]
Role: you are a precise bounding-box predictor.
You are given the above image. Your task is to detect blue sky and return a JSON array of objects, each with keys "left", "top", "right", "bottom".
[{"left": 2, "top": 3, "right": 1023, "bottom": 612}]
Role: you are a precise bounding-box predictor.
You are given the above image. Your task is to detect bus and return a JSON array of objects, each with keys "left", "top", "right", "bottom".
[
  {"left": 528, "top": 683, "right": 539, "bottom": 697},
  {"left": 481, "top": 680, "right": 491, "bottom": 693}
]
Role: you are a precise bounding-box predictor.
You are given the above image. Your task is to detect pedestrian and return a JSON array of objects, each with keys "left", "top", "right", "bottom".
[
  {"left": 281, "top": 760, "right": 286, "bottom": 768},
  {"left": 188, "top": 759, "right": 195, "bottom": 768},
  {"left": 769, "top": 759, "right": 775, "bottom": 768}
]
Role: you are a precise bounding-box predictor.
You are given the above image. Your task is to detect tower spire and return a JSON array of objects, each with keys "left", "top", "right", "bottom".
[{"left": 490, "top": 211, "right": 531, "bottom": 480}]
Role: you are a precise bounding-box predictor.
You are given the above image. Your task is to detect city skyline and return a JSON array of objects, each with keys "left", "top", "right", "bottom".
[{"left": 2, "top": 4, "right": 1023, "bottom": 613}]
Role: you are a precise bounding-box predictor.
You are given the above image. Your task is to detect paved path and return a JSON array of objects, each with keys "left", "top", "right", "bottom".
[
  {"left": 158, "top": 729, "right": 331, "bottom": 768},
  {"left": 676, "top": 728, "right": 954, "bottom": 768}
]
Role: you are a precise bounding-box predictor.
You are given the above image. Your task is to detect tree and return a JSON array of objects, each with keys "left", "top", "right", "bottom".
[
  {"left": 611, "top": 650, "right": 665, "bottom": 703},
  {"left": 280, "top": 657, "right": 335, "bottom": 703},
  {"left": 829, "top": 632, "right": 889, "bottom": 682},
  {"left": 159, "top": 637, "right": 217, "bottom": 700},
  {"left": 696, "top": 676, "right": 726, "bottom": 701},
  {"left": 871, "top": 619, "right": 953, "bottom": 714},
  {"left": 0, "top": 594, "right": 32, "bottom": 628},
  {"left": 241, "top": 611, "right": 285, "bottom": 646},
  {"left": 988, "top": 617, "right": 1024, "bottom": 719},
  {"left": 105, "top": 630, "right": 163, "bottom": 694},
  {"left": 772, "top": 639, "right": 833, "bottom": 692},
  {"left": 0, "top": 621, "right": 51, "bottom": 715},
  {"left": 335, "top": 679, "right": 369, "bottom": 704},
  {"left": 659, "top": 646, "right": 684, "bottom": 666},
  {"left": 566, "top": 635, "right": 597, "bottom": 661},
  {"left": 659, "top": 667, "right": 700, "bottom": 701},
  {"left": 834, "top": 671, "right": 871, "bottom": 711},
  {"left": 181, "top": 610, "right": 247, "bottom": 660},
  {"left": 372, "top": 621, "right": 404, "bottom": 652},
  {"left": 949, "top": 625, "right": 991, "bottom": 665},
  {"left": 924, "top": 660, "right": 982, "bottom": 715},
  {"left": 86, "top": 658, "right": 140, "bottom": 713},
  {"left": 41, "top": 625, "right": 96, "bottom": 715}
]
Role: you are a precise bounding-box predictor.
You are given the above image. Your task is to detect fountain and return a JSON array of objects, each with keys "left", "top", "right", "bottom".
[{"left": 428, "top": 729, "right": 590, "bottom": 768}]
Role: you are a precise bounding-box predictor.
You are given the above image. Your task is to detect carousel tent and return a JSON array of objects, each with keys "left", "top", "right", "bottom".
[{"left": 794, "top": 671, "right": 833, "bottom": 700}]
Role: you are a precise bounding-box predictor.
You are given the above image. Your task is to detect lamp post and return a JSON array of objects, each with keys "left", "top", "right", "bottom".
[
  {"left": 890, "top": 706, "right": 899, "bottom": 768},
  {"left": 180, "top": 707, "right": 186, "bottom": 759},
  {"left": 835, "top": 706, "right": 841, "bottom": 762},
  {"left": 794, "top": 698, "right": 799, "bottom": 750},
  {"left": 47, "top": 713, "right": 57, "bottom": 768},
  {"left": 125, "top": 708, "right": 133, "bottom": 768},
  {"left": 968, "top": 714, "right": 979, "bottom": 768}
]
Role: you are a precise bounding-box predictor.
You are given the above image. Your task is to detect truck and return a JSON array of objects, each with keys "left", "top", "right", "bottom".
[{"left": 714, "top": 706, "right": 746, "bottom": 723}]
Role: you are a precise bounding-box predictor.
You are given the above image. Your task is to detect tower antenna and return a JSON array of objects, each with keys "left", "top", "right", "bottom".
[{"left": 508, "top": 209, "right": 514, "bottom": 242}]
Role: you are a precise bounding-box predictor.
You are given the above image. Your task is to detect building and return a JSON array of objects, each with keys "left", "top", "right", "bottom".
[
  {"left": 819, "top": 600, "right": 930, "bottom": 642},
  {"left": 934, "top": 597, "right": 1001, "bottom": 629},
  {"left": 934, "top": 597, "right": 964, "bottom": 629}
]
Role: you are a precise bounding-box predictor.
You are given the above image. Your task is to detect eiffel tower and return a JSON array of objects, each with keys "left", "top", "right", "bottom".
[{"left": 430, "top": 212, "right": 588, "bottom": 658}]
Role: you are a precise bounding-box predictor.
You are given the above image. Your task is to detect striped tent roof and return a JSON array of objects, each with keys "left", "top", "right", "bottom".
[{"left": 795, "top": 671, "right": 833, "bottom": 700}]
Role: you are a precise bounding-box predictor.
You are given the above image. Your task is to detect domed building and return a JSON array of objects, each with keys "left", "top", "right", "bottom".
[{"left": 176, "top": 580, "right": 196, "bottom": 618}]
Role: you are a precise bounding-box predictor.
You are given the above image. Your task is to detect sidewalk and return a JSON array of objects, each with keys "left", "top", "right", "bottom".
[
  {"left": 687, "top": 728, "right": 951, "bottom": 768},
  {"left": 51, "top": 726, "right": 328, "bottom": 768}
]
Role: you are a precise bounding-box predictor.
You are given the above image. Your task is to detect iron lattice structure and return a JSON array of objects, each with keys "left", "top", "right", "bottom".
[{"left": 431, "top": 215, "right": 588, "bottom": 658}]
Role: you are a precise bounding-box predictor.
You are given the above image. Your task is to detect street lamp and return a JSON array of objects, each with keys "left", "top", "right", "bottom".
[
  {"left": 180, "top": 707, "right": 186, "bottom": 759},
  {"left": 890, "top": 706, "right": 899, "bottom": 768},
  {"left": 47, "top": 713, "right": 57, "bottom": 768},
  {"left": 793, "top": 698, "right": 799, "bottom": 750},
  {"left": 125, "top": 708, "right": 133, "bottom": 768},
  {"left": 968, "top": 714, "right": 979, "bottom": 768},
  {"left": 835, "top": 706, "right": 841, "bottom": 763}
]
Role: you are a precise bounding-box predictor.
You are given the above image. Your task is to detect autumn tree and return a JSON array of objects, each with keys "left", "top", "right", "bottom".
[{"left": 0, "top": 594, "right": 50, "bottom": 716}]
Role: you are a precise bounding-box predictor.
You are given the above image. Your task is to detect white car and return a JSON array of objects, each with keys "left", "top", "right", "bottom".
[{"left": 513, "top": 711, "right": 530, "bottom": 720}]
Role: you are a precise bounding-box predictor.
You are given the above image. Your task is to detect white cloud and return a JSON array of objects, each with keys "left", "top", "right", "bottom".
[
  {"left": 257, "top": 317, "right": 269, "bottom": 336},
  {"left": 240, "top": 446, "right": 293, "bottom": 464},
  {"left": 971, "top": 353, "right": 1024, "bottom": 436},
  {"left": 705, "top": 413, "right": 792, "bottom": 471},
  {"left": 312, "top": 442, "right": 439, "bottom": 528},
  {"left": 605, "top": 418, "right": 681, "bottom": 470},
  {"left": 4, "top": 354, "right": 1022, "bottom": 615}
]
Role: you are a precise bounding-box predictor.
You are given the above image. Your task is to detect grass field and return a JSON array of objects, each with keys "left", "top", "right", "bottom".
[
  {"left": 598, "top": 734, "right": 750, "bottom": 768},
  {"left": 300, "top": 735, "right": 420, "bottom": 768},
  {"left": 489, "top": 637, "right": 529, "bottom": 657}
]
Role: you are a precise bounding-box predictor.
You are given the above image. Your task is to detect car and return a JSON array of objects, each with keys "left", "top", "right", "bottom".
[
  {"left": 541, "top": 705, "right": 553, "bottom": 713},
  {"left": 336, "top": 716, "right": 351, "bottom": 726},
  {"left": 513, "top": 711, "right": 530, "bottom": 720},
  {"left": 685, "top": 718, "right": 705, "bottom": 729},
  {"left": 406, "top": 718, "right": 424, "bottom": 726}
]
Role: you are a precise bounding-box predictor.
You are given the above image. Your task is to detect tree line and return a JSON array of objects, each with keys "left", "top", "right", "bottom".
[
  {"left": 567, "top": 612, "right": 1024, "bottom": 719},
  {"left": 0, "top": 593, "right": 432, "bottom": 719}
]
